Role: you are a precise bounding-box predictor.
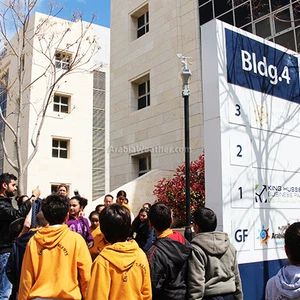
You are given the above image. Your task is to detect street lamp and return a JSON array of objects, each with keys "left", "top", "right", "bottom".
[{"left": 178, "top": 54, "right": 192, "bottom": 242}]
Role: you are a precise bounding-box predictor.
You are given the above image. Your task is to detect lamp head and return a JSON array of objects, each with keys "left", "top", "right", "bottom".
[{"left": 181, "top": 68, "right": 192, "bottom": 85}]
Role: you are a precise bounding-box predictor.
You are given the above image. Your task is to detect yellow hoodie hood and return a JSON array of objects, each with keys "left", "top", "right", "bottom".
[
  {"left": 100, "top": 239, "right": 139, "bottom": 272},
  {"left": 34, "top": 224, "right": 70, "bottom": 249}
]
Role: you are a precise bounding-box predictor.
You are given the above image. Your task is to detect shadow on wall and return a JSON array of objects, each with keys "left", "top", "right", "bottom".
[{"left": 85, "top": 169, "right": 175, "bottom": 217}]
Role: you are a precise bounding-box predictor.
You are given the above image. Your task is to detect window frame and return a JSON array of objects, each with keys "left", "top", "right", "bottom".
[
  {"left": 138, "top": 153, "right": 151, "bottom": 176},
  {"left": 130, "top": 73, "right": 150, "bottom": 111},
  {"left": 130, "top": 3, "right": 149, "bottom": 41},
  {"left": 55, "top": 52, "right": 71, "bottom": 70},
  {"left": 137, "top": 11, "right": 149, "bottom": 38},
  {"left": 52, "top": 138, "right": 69, "bottom": 159},
  {"left": 53, "top": 94, "right": 70, "bottom": 114},
  {"left": 137, "top": 79, "right": 150, "bottom": 110}
]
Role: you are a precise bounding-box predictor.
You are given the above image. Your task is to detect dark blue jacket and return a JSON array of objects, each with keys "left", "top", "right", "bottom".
[{"left": 6, "top": 230, "right": 36, "bottom": 299}]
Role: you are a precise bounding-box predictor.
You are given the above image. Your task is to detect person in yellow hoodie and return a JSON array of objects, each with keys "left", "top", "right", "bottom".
[
  {"left": 88, "top": 210, "right": 110, "bottom": 261},
  {"left": 18, "top": 194, "right": 92, "bottom": 300},
  {"left": 86, "top": 204, "right": 152, "bottom": 300}
]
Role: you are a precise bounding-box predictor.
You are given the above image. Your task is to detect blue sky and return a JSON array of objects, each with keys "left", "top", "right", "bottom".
[{"left": 38, "top": 0, "right": 110, "bottom": 28}]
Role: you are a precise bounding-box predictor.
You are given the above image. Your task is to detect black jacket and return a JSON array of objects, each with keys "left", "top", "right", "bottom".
[
  {"left": 0, "top": 196, "right": 31, "bottom": 253},
  {"left": 147, "top": 236, "right": 192, "bottom": 300}
]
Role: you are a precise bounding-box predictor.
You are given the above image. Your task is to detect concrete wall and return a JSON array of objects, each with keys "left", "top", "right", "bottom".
[
  {"left": 110, "top": 0, "right": 204, "bottom": 190},
  {"left": 85, "top": 168, "right": 174, "bottom": 218}
]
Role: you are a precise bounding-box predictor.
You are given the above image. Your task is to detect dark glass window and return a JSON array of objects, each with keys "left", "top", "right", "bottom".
[
  {"left": 275, "top": 30, "right": 296, "bottom": 51},
  {"left": 137, "top": 11, "right": 149, "bottom": 38},
  {"left": 214, "top": 0, "right": 232, "bottom": 17},
  {"left": 242, "top": 23, "right": 253, "bottom": 33},
  {"left": 293, "top": 2, "right": 300, "bottom": 27},
  {"left": 138, "top": 154, "right": 151, "bottom": 176},
  {"left": 251, "top": 0, "right": 270, "bottom": 20},
  {"left": 295, "top": 27, "right": 300, "bottom": 51},
  {"left": 235, "top": 3, "right": 251, "bottom": 27},
  {"left": 199, "top": 2, "right": 213, "bottom": 26},
  {"left": 275, "top": 8, "right": 292, "bottom": 33},
  {"left": 138, "top": 80, "right": 150, "bottom": 110},
  {"left": 219, "top": 11, "right": 234, "bottom": 26},
  {"left": 52, "top": 139, "right": 68, "bottom": 159},
  {"left": 55, "top": 52, "right": 70, "bottom": 70},
  {"left": 53, "top": 95, "right": 69, "bottom": 113},
  {"left": 199, "top": 0, "right": 209, "bottom": 5},
  {"left": 255, "top": 18, "right": 271, "bottom": 38},
  {"left": 271, "top": 0, "right": 290, "bottom": 12}
]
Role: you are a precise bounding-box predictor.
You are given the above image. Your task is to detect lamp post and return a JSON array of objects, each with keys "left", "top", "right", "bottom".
[{"left": 178, "top": 54, "right": 192, "bottom": 242}]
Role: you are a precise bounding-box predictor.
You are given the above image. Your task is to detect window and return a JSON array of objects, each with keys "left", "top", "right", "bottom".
[
  {"left": 130, "top": 3, "right": 149, "bottom": 40},
  {"left": 198, "top": 0, "right": 300, "bottom": 52},
  {"left": 55, "top": 52, "right": 71, "bottom": 70},
  {"left": 138, "top": 154, "right": 151, "bottom": 176},
  {"left": 138, "top": 80, "right": 150, "bottom": 109},
  {"left": 137, "top": 11, "right": 149, "bottom": 38},
  {"left": 53, "top": 95, "right": 69, "bottom": 113},
  {"left": 52, "top": 139, "right": 69, "bottom": 158},
  {"left": 131, "top": 73, "right": 150, "bottom": 111}
]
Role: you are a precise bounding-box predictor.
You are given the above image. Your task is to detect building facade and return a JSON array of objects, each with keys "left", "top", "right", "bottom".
[
  {"left": 110, "top": 0, "right": 202, "bottom": 190},
  {"left": 110, "top": 0, "right": 299, "bottom": 297},
  {"left": 110, "top": 0, "right": 300, "bottom": 191},
  {"left": 0, "top": 12, "right": 110, "bottom": 201}
]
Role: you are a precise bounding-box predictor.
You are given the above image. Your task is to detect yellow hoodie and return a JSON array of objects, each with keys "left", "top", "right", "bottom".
[
  {"left": 89, "top": 225, "right": 110, "bottom": 261},
  {"left": 18, "top": 224, "right": 92, "bottom": 300},
  {"left": 86, "top": 239, "right": 152, "bottom": 300}
]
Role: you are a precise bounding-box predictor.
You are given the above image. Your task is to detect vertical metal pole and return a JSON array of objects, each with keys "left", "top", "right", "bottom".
[{"left": 184, "top": 94, "right": 192, "bottom": 242}]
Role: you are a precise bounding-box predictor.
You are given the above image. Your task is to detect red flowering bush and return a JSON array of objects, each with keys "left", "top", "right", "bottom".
[{"left": 153, "top": 153, "right": 205, "bottom": 225}]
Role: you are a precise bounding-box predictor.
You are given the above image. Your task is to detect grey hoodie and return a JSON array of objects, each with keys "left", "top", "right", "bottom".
[
  {"left": 188, "top": 231, "right": 243, "bottom": 299},
  {"left": 265, "top": 265, "right": 300, "bottom": 300}
]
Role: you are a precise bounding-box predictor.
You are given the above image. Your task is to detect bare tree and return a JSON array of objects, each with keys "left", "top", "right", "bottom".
[{"left": 0, "top": 0, "right": 101, "bottom": 194}]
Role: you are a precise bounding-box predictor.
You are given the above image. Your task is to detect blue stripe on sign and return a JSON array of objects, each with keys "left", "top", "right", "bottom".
[
  {"left": 225, "top": 28, "right": 300, "bottom": 103},
  {"left": 239, "top": 258, "right": 287, "bottom": 300}
]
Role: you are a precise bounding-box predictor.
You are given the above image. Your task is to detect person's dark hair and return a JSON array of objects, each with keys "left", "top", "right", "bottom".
[
  {"left": 9, "top": 217, "right": 25, "bottom": 240},
  {"left": 89, "top": 211, "right": 100, "bottom": 220},
  {"left": 0, "top": 173, "right": 17, "bottom": 187},
  {"left": 116, "top": 190, "right": 126, "bottom": 198},
  {"left": 143, "top": 202, "right": 152, "bottom": 209},
  {"left": 193, "top": 207, "right": 217, "bottom": 232},
  {"left": 95, "top": 204, "right": 105, "bottom": 212},
  {"left": 70, "top": 195, "right": 88, "bottom": 209},
  {"left": 100, "top": 204, "right": 131, "bottom": 244},
  {"left": 285, "top": 222, "right": 300, "bottom": 264},
  {"left": 36, "top": 211, "right": 49, "bottom": 227},
  {"left": 42, "top": 194, "right": 69, "bottom": 225},
  {"left": 131, "top": 208, "right": 150, "bottom": 233},
  {"left": 105, "top": 194, "right": 114, "bottom": 200},
  {"left": 148, "top": 202, "right": 172, "bottom": 232}
]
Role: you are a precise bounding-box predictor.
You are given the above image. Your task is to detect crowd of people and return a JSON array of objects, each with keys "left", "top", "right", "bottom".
[{"left": 0, "top": 172, "right": 299, "bottom": 299}]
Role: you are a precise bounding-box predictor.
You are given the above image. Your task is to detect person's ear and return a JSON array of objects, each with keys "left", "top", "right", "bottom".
[{"left": 2, "top": 182, "right": 7, "bottom": 190}]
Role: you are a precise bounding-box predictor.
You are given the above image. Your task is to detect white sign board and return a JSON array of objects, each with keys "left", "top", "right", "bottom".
[{"left": 202, "top": 20, "right": 300, "bottom": 264}]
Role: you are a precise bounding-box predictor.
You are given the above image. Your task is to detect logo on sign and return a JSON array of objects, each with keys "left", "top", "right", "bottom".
[
  {"left": 254, "top": 105, "right": 268, "bottom": 126},
  {"left": 255, "top": 184, "right": 268, "bottom": 203},
  {"left": 257, "top": 225, "right": 270, "bottom": 245}
]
